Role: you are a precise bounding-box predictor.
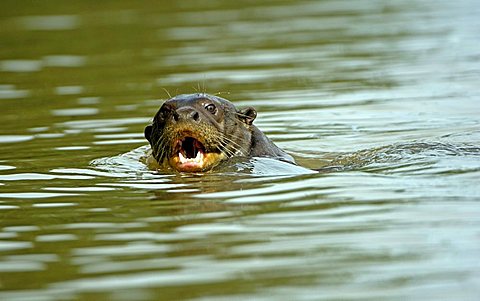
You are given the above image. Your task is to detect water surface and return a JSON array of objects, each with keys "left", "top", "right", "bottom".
[{"left": 1, "top": 0, "right": 479, "bottom": 300}]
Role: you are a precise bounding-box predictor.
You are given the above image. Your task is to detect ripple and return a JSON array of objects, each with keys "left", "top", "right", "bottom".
[
  {"left": 73, "top": 242, "right": 170, "bottom": 256},
  {"left": 0, "top": 173, "right": 93, "bottom": 181},
  {"left": 63, "top": 129, "right": 82, "bottom": 134},
  {"left": 176, "top": 224, "right": 246, "bottom": 235},
  {"left": 98, "top": 182, "right": 186, "bottom": 190},
  {"left": 35, "top": 133, "right": 65, "bottom": 139},
  {"left": 60, "top": 117, "right": 148, "bottom": 129},
  {"left": 43, "top": 55, "right": 86, "bottom": 67},
  {"left": 32, "top": 202, "right": 78, "bottom": 208},
  {"left": 0, "top": 232, "right": 16, "bottom": 239},
  {"left": 0, "top": 164, "right": 16, "bottom": 171},
  {"left": 0, "top": 84, "right": 15, "bottom": 90},
  {"left": 0, "top": 135, "right": 34, "bottom": 143},
  {"left": 17, "top": 15, "right": 80, "bottom": 31},
  {"left": 160, "top": 68, "right": 295, "bottom": 84},
  {"left": 0, "top": 88, "right": 30, "bottom": 99},
  {"left": 28, "top": 126, "right": 49, "bottom": 132},
  {"left": 44, "top": 186, "right": 116, "bottom": 192},
  {"left": 61, "top": 222, "right": 145, "bottom": 230},
  {"left": 225, "top": 189, "right": 321, "bottom": 204},
  {"left": 90, "top": 127, "right": 127, "bottom": 133},
  {"left": 6, "top": 254, "right": 59, "bottom": 262},
  {"left": 52, "top": 107, "right": 98, "bottom": 116},
  {"left": 86, "top": 208, "right": 111, "bottom": 213},
  {"left": 78, "top": 257, "right": 186, "bottom": 274},
  {"left": 0, "top": 241, "right": 33, "bottom": 252},
  {"left": 51, "top": 265, "right": 228, "bottom": 291},
  {"left": 94, "top": 232, "right": 167, "bottom": 241},
  {"left": 54, "top": 86, "right": 85, "bottom": 96},
  {"left": 61, "top": 223, "right": 117, "bottom": 230},
  {"left": 166, "top": 188, "right": 199, "bottom": 193},
  {"left": 94, "top": 133, "right": 144, "bottom": 139},
  {"left": 0, "top": 205, "right": 19, "bottom": 210},
  {"left": 0, "top": 261, "right": 45, "bottom": 272},
  {"left": 196, "top": 176, "right": 322, "bottom": 201},
  {"left": 93, "top": 139, "right": 146, "bottom": 145},
  {"left": 0, "top": 1, "right": 478, "bottom": 299},
  {"left": 77, "top": 96, "right": 102, "bottom": 104},
  {"left": 50, "top": 168, "right": 132, "bottom": 178},
  {"left": 115, "top": 104, "right": 138, "bottom": 111},
  {"left": 36, "top": 234, "right": 77, "bottom": 242},
  {"left": 0, "top": 192, "right": 80, "bottom": 199},
  {"left": 54, "top": 146, "right": 90, "bottom": 150},
  {"left": 3, "top": 225, "right": 39, "bottom": 232},
  {"left": 0, "top": 60, "right": 42, "bottom": 72}
]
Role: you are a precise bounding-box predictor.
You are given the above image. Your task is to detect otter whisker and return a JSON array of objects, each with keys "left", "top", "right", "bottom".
[
  {"left": 161, "top": 88, "right": 172, "bottom": 99},
  {"left": 214, "top": 133, "right": 238, "bottom": 152},
  {"left": 216, "top": 138, "right": 237, "bottom": 158},
  {"left": 219, "top": 132, "right": 248, "bottom": 156},
  {"left": 223, "top": 138, "right": 245, "bottom": 157},
  {"left": 217, "top": 135, "right": 246, "bottom": 157},
  {"left": 159, "top": 139, "right": 169, "bottom": 161},
  {"left": 156, "top": 133, "right": 173, "bottom": 163},
  {"left": 152, "top": 135, "right": 163, "bottom": 158},
  {"left": 153, "top": 136, "right": 167, "bottom": 162},
  {"left": 209, "top": 134, "right": 236, "bottom": 158},
  {"left": 221, "top": 140, "right": 245, "bottom": 157},
  {"left": 216, "top": 142, "right": 233, "bottom": 159}
]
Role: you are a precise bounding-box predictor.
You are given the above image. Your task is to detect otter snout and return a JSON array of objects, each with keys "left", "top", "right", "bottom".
[{"left": 173, "top": 107, "right": 200, "bottom": 123}]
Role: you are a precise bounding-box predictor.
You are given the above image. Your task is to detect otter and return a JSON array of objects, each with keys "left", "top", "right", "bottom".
[{"left": 144, "top": 93, "right": 295, "bottom": 172}]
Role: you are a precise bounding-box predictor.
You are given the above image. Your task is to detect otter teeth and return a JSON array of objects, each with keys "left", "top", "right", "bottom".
[
  {"left": 179, "top": 152, "right": 186, "bottom": 163},
  {"left": 179, "top": 151, "right": 203, "bottom": 164}
]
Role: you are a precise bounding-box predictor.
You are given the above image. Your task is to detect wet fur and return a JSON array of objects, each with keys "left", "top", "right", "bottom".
[{"left": 145, "top": 93, "right": 295, "bottom": 171}]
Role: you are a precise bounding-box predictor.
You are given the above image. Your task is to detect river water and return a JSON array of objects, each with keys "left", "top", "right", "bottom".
[{"left": 1, "top": 1, "right": 479, "bottom": 300}]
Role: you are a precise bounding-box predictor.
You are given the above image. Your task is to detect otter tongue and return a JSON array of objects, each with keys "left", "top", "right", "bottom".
[{"left": 179, "top": 151, "right": 203, "bottom": 164}]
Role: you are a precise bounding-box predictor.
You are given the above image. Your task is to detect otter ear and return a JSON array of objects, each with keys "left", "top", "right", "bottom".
[
  {"left": 144, "top": 125, "right": 153, "bottom": 143},
  {"left": 238, "top": 107, "right": 257, "bottom": 125}
]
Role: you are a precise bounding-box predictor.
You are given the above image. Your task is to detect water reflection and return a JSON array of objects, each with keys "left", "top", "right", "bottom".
[
  {"left": 0, "top": 60, "right": 42, "bottom": 72},
  {"left": 43, "top": 55, "right": 86, "bottom": 67},
  {"left": 1, "top": 0, "right": 480, "bottom": 300},
  {"left": 0, "top": 85, "right": 30, "bottom": 99},
  {"left": 17, "top": 15, "right": 80, "bottom": 31}
]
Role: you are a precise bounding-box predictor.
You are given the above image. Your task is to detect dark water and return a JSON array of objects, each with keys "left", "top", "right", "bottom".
[{"left": 1, "top": 1, "right": 480, "bottom": 300}]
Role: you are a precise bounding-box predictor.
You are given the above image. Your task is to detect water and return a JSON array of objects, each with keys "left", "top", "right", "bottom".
[{"left": 1, "top": 0, "right": 479, "bottom": 300}]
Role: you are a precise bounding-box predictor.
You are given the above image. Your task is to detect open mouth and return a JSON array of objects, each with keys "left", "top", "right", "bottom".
[
  {"left": 174, "top": 137, "right": 207, "bottom": 171},
  {"left": 166, "top": 133, "right": 226, "bottom": 172}
]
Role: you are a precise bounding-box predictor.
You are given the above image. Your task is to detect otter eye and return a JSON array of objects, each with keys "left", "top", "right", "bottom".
[{"left": 205, "top": 103, "right": 217, "bottom": 114}]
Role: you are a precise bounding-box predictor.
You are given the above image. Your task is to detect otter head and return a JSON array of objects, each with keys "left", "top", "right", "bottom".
[{"left": 144, "top": 93, "right": 257, "bottom": 172}]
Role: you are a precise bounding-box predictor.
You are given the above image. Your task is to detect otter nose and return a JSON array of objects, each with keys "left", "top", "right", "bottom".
[{"left": 174, "top": 107, "right": 200, "bottom": 122}]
